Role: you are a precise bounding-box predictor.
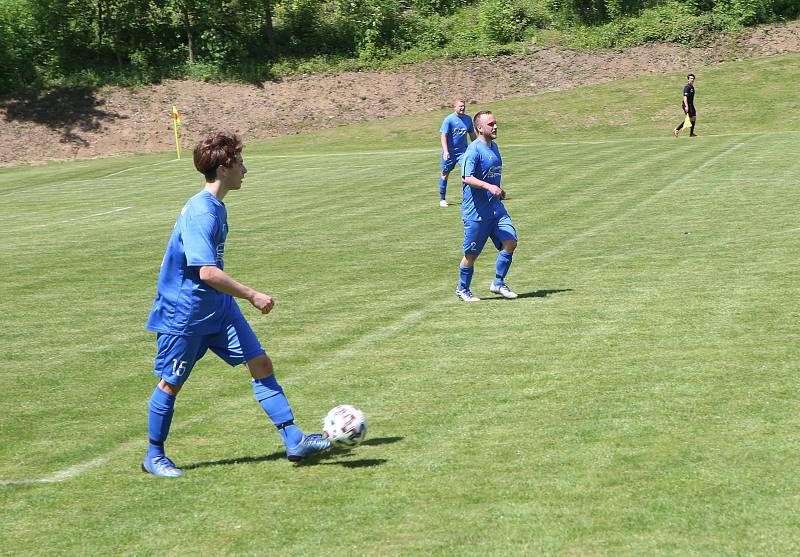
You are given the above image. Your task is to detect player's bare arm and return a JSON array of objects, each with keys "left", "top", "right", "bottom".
[
  {"left": 463, "top": 175, "right": 503, "bottom": 197},
  {"left": 440, "top": 133, "right": 450, "bottom": 160},
  {"left": 199, "top": 265, "right": 274, "bottom": 314}
]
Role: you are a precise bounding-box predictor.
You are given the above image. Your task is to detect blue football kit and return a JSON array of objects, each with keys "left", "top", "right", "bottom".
[
  {"left": 146, "top": 190, "right": 264, "bottom": 384},
  {"left": 460, "top": 140, "right": 517, "bottom": 254},
  {"left": 143, "top": 185, "right": 329, "bottom": 477},
  {"left": 457, "top": 139, "right": 518, "bottom": 294},
  {"left": 440, "top": 112, "right": 475, "bottom": 174}
]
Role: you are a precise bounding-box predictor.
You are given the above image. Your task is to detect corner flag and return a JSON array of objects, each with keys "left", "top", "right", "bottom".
[{"left": 172, "top": 106, "right": 182, "bottom": 159}]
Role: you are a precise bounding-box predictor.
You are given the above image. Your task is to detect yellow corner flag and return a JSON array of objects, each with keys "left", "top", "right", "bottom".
[
  {"left": 681, "top": 113, "right": 692, "bottom": 132},
  {"left": 172, "top": 106, "right": 182, "bottom": 159}
]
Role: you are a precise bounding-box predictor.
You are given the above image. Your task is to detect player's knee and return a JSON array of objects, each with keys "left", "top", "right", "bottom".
[
  {"left": 158, "top": 379, "right": 183, "bottom": 396},
  {"left": 462, "top": 254, "right": 479, "bottom": 266},
  {"left": 247, "top": 354, "right": 274, "bottom": 379},
  {"left": 503, "top": 239, "right": 517, "bottom": 252}
]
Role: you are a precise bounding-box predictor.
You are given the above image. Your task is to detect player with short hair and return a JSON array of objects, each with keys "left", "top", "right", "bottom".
[
  {"left": 438, "top": 100, "right": 477, "bottom": 207},
  {"left": 142, "top": 131, "right": 330, "bottom": 478},
  {"left": 455, "top": 110, "right": 518, "bottom": 302},
  {"left": 674, "top": 73, "right": 698, "bottom": 138}
]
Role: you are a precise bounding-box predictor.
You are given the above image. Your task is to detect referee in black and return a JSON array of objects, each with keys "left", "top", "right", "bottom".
[{"left": 674, "top": 73, "right": 698, "bottom": 138}]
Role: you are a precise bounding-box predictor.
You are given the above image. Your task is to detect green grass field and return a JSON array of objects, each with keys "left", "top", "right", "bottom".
[{"left": 1, "top": 54, "right": 799, "bottom": 555}]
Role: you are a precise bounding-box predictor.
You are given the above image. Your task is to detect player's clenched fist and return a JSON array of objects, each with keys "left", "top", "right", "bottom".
[{"left": 251, "top": 292, "right": 274, "bottom": 314}]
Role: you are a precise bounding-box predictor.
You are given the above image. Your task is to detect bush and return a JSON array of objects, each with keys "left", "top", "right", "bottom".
[
  {"left": 565, "top": 1, "right": 717, "bottom": 47},
  {"left": 711, "top": 0, "right": 771, "bottom": 26},
  {"left": 331, "top": 0, "right": 403, "bottom": 59},
  {"left": 479, "top": 0, "right": 527, "bottom": 43},
  {"left": 411, "top": 0, "right": 471, "bottom": 15},
  {"left": 396, "top": 12, "right": 452, "bottom": 51},
  {"left": 0, "top": 0, "right": 40, "bottom": 93}
]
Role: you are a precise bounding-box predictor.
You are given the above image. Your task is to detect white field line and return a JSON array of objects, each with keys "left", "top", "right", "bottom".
[
  {"left": 0, "top": 134, "right": 764, "bottom": 485},
  {"left": 17, "top": 206, "right": 133, "bottom": 231},
  {"left": 1, "top": 458, "right": 111, "bottom": 485},
  {"left": 0, "top": 158, "right": 179, "bottom": 198},
  {"left": 243, "top": 130, "right": 798, "bottom": 160},
  {"left": 4, "top": 130, "right": 793, "bottom": 198},
  {"left": 533, "top": 139, "right": 750, "bottom": 263}
]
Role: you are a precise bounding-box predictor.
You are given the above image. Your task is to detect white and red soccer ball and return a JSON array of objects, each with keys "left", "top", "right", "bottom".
[{"left": 322, "top": 404, "right": 367, "bottom": 447}]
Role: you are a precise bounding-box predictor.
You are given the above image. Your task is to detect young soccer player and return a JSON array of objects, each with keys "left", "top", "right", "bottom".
[
  {"left": 455, "top": 110, "right": 519, "bottom": 302},
  {"left": 438, "top": 100, "right": 477, "bottom": 207},
  {"left": 142, "top": 131, "right": 331, "bottom": 478},
  {"left": 674, "top": 73, "right": 698, "bottom": 138}
]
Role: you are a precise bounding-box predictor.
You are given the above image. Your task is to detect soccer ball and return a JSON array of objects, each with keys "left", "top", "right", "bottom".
[{"left": 322, "top": 404, "right": 367, "bottom": 447}]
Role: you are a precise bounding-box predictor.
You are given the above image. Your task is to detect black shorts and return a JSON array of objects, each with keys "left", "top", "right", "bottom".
[{"left": 683, "top": 104, "right": 696, "bottom": 117}]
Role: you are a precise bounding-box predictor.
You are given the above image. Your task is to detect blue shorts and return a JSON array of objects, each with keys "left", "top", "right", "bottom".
[
  {"left": 153, "top": 304, "right": 266, "bottom": 384},
  {"left": 441, "top": 152, "right": 465, "bottom": 175},
  {"left": 463, "top": 215, "right": 517, "bottom": 256}
]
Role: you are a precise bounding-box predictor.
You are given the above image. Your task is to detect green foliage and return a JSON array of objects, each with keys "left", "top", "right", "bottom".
[
  {"left": 0, "top": 0, "right": 40, "bottom": 91},
  {"left": 479, "top": 0, "right": 554, "bottom": 43},
  {"left": 772, "top": 0, "right": 800, "bottom": 19},
  {"left": 0, "top": 0, "right": 797, "bottom": 93},
  {"left": 711, "top": 0, "right": 771, "bottom": 26},
  {"left": 479, "top": 0, "right": 526, "bottom": 42},
  {"left": 410, "top": 0, "right": 470, "bottom": 15},
  {"left": 565, "top": 1, "right": 715, "bottom": 47},
  {"left": 395, "top": 12, "right": 451, "bottom": 51},
  {"left": 333, "top": 0, "right": 403, "bottom": 59}
]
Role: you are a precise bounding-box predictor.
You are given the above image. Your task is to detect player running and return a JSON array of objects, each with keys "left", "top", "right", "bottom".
[
  {"left": 438, "top": 100, "right": 477, "bottom": 207},
  {"left": 142, "top": 131, "right": 330, "bottom": 478},
  {"left": 455, "top": 110, "right": 519, "bottom": 302},
  {"left": 674, "top": 73, "right": 698, "bottom": 138}
]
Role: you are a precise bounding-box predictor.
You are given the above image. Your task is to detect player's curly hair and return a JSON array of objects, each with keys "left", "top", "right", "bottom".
[{"left": 194, "top": 131, "right": 243, "bottom": 183}]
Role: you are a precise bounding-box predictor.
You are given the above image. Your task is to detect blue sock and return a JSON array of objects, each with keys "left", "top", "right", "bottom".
[
  {"left": 147, "top": 386, "right": 176, "bottom": 459},
  {"left": 252, "top": 376, "right": 303, "bottom": 448},
  {"left": 494, "top": 251, "right": 513, "bottom": 285},
  {"left": 438, "top": 177, "right": 447, "bottom": 200},
  {"left": 458, "top": 266, "right": 474, "bottom": 291}
]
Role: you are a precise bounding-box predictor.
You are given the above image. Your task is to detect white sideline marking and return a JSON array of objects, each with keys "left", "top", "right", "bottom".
[
  {"left": 245, "top": 130, "right": 797, "bottom": 161},
  {"left": 0, "top": 458, "right": 109, "bottom": 485},
  {"left": 20, "top": 206, "right": 132, "bottom": 230},
  {"left": 0, "top": 159, "right": 179, "bottom": 197},
  {"left": 99, "top": 159, "right": 179, "bottom": 178},
  {"left": 0, "top": 135, "right": 765, "bottom": 485},
  {"left": 533, "top": 139, "right": 750, "bottom": 262}
]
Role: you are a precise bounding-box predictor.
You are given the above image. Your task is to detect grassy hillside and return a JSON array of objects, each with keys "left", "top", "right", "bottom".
[{"left": 251, "top": 52, "right": 800, "bottom": 157}]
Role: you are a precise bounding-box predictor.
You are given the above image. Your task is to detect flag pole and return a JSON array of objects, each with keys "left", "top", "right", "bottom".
[{"left": 172, "top": 106, "right": 182, "bottom": 160}]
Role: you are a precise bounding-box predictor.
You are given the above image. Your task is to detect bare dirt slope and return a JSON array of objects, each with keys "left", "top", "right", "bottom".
[{"left": 1, "top": 21, "right": 798, "bottom": 165}]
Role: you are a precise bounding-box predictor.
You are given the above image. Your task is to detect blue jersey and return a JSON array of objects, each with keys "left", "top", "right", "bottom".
[
  {"left": 461, "top": 140, "right": 508, "bottom": 222},
  {"left": 146, "top": 190, "right": 234, "bottom": 335},
  {"left": 440, "top": 113, "right": 474, "bottom": 160}
]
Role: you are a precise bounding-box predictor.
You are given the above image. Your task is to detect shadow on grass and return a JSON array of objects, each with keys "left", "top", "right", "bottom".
[
  {"left": 183, "top": 452, "right": 285, "bottom": 470},
  {"left": 183, "top": 436, "right": 403, "bottom": 470},
  {"left": 483, "top": 288, "right": 573, "bottom": 301},
  {"left": 1, "top": 86, "right": 126, "bottom": 149}
]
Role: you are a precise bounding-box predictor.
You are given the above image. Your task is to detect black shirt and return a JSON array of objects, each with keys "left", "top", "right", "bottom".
[{"left": 683, "top": 84, "right": 695, "bottom": 107}]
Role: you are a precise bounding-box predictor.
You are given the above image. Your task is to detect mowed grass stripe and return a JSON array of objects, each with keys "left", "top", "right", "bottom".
[
  {"left": 2, "top": 55, "right": 800, "bottom": 554},
  {"left": 0, "top": 131, "right": 787, "bottom": 478}
]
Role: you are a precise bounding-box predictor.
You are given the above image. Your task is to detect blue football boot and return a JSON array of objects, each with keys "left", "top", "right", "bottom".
[
  {"left": 141, "top": 455, "right": 184, "bottom": 478},
  {"left": 286, "top": 434, "right": 332, "bottom": 462}
]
